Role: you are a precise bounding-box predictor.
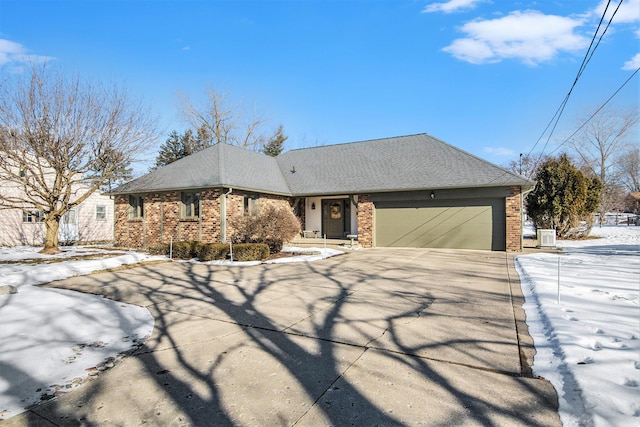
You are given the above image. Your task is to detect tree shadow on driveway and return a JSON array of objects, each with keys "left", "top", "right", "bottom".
[{"left": 13, "top": 249, "right": 561, "bottom": 426}]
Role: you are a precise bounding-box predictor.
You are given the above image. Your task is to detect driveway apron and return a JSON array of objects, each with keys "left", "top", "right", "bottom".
[{"left": 7, "top": 248, "right": 560, "bottom": 426}]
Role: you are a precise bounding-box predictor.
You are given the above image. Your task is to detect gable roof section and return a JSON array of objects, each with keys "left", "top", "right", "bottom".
[
  {"left": 112, "top": 142, "right": 291, "bottom": 195},
  {"left": 277, "top": 133, "right": 530, "bottom": 195},
  {"left": 113, "top": 133, "right": 532, "bottom": 196}
]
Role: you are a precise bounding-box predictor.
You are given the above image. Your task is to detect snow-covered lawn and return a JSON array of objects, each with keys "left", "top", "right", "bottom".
[
  {"left": 516, "top": 226, "right": 640, "bottom": 427},
  {"left": 0, "top": 245, "right": 343, "bottom": 420}
]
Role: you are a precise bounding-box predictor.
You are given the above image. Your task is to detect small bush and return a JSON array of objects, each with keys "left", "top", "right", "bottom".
[
  {"left": 197, "top": 243, "right": 230, "bottom": 261},
  {"left": 232, "top": 243, "right": 270, "bottom": 261},
  {"left": 192, "top": 241, "right": 207, "bottom": 258},
  {"left": 232, "top": 204, "right": 301, "bottom": 253},
  {"left": 148, "top": 243, "right": 169, "bottom": 256},
  {"left": 172, "top": 241, "right": 196, "bottom": 259}
]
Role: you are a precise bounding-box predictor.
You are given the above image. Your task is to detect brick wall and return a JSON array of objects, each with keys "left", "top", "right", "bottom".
[
  {"left": 114, "top": 195, "right": 145, "bottom": 248},
  {"left": 357, "top": 193, "right": 374, "bottom": 248},
  {"left": 161, "top": 192, "right": 180, "bottom": 243},
  {"left": 145, "top": 193, "right": 163, "bottom": 245},
  {"left": 225, "top": 193, "right": 244, "bottom": 242},
  {"left": 114, "top": 189, "right": 293, "bottom": 249},
  {"left": 201, "top": 189, "right": 221, "bottom": 242},
  {"left": 114, "top": 195, "right": 129, "bottom": 246},
  {"left": 505, "top": 186, "right": 523, "bottom": 252}
]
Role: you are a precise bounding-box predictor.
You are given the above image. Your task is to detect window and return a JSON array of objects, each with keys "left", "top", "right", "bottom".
[
  {"left": 22, "top": 210, "right": 44, "bottom": 223},
  {"left": 128, "top": 195, "right": 144, "bottom": 218},
  {"left": 181, "top": 191, "right": 200, "bottom": 218},
  {"left": 243, "top": 195, "right": 259, "bottom": 215},
  {"left": 96, "top": 205, "right": 107, "bottom": 221}
]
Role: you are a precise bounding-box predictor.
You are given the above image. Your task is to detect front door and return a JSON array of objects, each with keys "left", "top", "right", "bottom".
[
  {"left": 59, "top": 209, "right": 79, "bottom": 243},
  {"left": 322, "top": 199, "right": 349, "bottom": 238}
]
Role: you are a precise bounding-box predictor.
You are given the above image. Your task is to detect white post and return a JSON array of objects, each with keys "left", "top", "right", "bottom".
[
  {"left": 169, "top": 236, "right": 173, "bottom": 260},
  {"left": 229, "top": 239, "right": 233, "bottom": 262},
  {"left": 323, "top": 234, "right": 327, "bottom": 259}
]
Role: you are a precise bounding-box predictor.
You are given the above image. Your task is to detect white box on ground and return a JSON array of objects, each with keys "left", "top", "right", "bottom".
[{"left": 537, "top": 229, "right": 556, "bottom": 247}]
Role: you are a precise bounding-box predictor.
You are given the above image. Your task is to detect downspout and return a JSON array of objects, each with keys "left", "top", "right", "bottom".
[
  {"left": 520, "top": 186, "right": 535, "bottom": 251},
  {"left": 220, "top": 187, "right": 233, "bottom": 243}
]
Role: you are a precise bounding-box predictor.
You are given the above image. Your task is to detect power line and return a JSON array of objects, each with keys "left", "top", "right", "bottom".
[
  {"left": 549, "top": 65, "right": 640, "bottom": 156},
  {"left": 526, "top": 0, "right": 623, "bottom": 160}
]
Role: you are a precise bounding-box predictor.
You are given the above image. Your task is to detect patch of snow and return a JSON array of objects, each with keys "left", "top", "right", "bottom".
[
  {"left": 516, "top": 225, "right": 640, "bottom": 427},
  {"left": 523, "top": 221, "right": 537, "bottom": 238},
  {"left": 0, "top": 249, "right": 163, "bottom": 420},
  {"left": 266, "top": 246, "right": 344, "bottom": 263},
  {"left": 1, "top": 251, "right": 165, "bottom": 289},
  {"left": 0, "top": 245, "right": 123, "bottom": 262},
  {"left": 177, "top": 246, "right": 344, "bottom": 265}
]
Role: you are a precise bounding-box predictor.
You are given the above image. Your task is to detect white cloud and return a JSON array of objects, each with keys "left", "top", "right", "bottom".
[
  {"left": 0, "top": 38, "right": 53, "bottom": 67},
  {"left": 423, "top": 0, "right": 485, "bottom": 14},
  {"left": 592, "top": 0, "right": 640, "bottom": 24},
  {"left": 443, "top": 10, "right": 589, "bottom": 65},
  {"left": 622, "top": 52, "right": 640, "bottom": 70},
  {"left": 484, "top": 146, "right": 515, "bottom": 156}
]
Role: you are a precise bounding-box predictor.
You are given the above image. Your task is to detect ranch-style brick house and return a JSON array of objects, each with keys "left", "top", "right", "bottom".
[{"left": 112, "top": 134, "right": 533, "bottom": 251}]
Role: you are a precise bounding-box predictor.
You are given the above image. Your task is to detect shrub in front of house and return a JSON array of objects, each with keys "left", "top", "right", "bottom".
[
  {"left": 192, "top": 241, "right": 208, "bottom": 258},
  {"left": 148, "top": 243, "right": 170, "bottom": 256},
  {"left": 172, "top": 241, "right": 197, "bottom": 259},
  {"left": 232, "top": 243, "right": 270, "bottom": 261},
  {"left": 232, "top": 204, "right": 301, "bottom": 253},
  {"left": 197, "top": 243, "right": 230, "bottom": 261}
]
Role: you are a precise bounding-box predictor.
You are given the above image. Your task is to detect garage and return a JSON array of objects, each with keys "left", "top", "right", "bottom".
[{"left": 374, "top": 198, "right": 506, "bottom": 250}]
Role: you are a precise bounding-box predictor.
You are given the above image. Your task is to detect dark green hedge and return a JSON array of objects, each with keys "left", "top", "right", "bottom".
[
  {"left": 197, "top": 243, "right": 230, "bottom": 261},
  {"left": 232, "top": 243, "right": 270, "bottom": 261},
  {"left": 147, "top": 243, "right": 170, "bottom": 256},
  {"left": 147, "top": 241, "right": 269, "bottom": 262},
  {"left": 171, "top": 241, "right": 198, "bottom": 259}
]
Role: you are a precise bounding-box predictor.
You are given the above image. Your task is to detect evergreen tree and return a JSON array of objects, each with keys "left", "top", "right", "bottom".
[
  {"left": 152, "top": 130, "right": 192, "bottom": 170},
  {"left": 263, "top": 125, "right": 287, "bottom": 157},
  {"left": 526, "top": 154, "right": 602, "bottom": 238}
]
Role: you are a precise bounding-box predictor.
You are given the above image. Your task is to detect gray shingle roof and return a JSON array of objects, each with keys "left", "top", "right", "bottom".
[
  {"left": 277, "top": 133, "right": 531, "bottom": 195},
  {"left": 112, "top": 142, "right": 291, "bottom": 195},
  {"left": 113, "top": 133, "right": 532, "bottom": 196}
]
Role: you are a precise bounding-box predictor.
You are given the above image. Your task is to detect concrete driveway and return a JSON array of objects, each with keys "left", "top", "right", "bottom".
[{"left": 7, "top": 248, "right": 560, "bottom": 426}]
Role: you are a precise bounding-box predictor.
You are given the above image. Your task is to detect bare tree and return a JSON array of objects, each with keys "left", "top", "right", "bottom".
[
  {"left": 179, "top": 86, "right": 278, "bottom": 151},
  {"left": 618, "top": 146, "right": 640, "bottom": 193},
  {"left": 569, "top": 107, "right": 638, "bottom": 222},
  {"left": 504, "top": 152, "right": 551, "bottom": 179},
  {"left": 0, "top": 65, "right": 157, "bottom": 253}
]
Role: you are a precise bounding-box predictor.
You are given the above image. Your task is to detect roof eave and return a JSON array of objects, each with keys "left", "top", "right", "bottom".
[
  {"left": 290, "top": 181, "right": 534, "bottom": 197},
  {"left": 111, "top": 183, "right": 292, "bottom": 197}
]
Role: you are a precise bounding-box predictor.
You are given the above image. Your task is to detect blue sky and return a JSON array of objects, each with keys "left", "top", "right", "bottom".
[{"left": 0, "top": 0, "right": 638, "bottom": 173}]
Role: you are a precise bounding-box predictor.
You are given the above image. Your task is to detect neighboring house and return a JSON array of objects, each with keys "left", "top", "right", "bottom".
[
  {"left": 112, "top": 134, "right": 534, "bottom": 251},
  {"left": 625, "top": 192, "right": 640, "bottom": 214},
  {"left": 0, "top": 182, "right": 115, "bottom": 247}
]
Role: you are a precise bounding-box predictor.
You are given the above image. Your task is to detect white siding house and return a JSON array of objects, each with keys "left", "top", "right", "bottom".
[
  {"left": 0, "top": 189, "right": 114, "bottom": 247},
  {"left": 0, "top": 156, "right": 115, "bottom": 247}
]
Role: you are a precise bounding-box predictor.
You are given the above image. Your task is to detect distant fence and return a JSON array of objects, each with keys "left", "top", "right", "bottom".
[{"left": 594, "top": 213, "right": 639, "bottom": 226}]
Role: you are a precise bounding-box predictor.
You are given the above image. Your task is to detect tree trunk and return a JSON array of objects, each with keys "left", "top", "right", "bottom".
[{"left": 41, "top": 218, "right": 61, "bottom": 254}]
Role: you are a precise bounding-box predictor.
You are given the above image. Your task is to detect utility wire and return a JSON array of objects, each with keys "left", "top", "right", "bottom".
[
  {"left": 481, "top": 0, "right": 630, "bottom": 187},
  {"left": 549, "top": 65, "right": 640, "bottom": 156},
  {"left": 527, "top": 0, "right": 621, "bottom": 160},
  {"left": 482, "top": 0, "right": 632, "bottom": 187}
]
